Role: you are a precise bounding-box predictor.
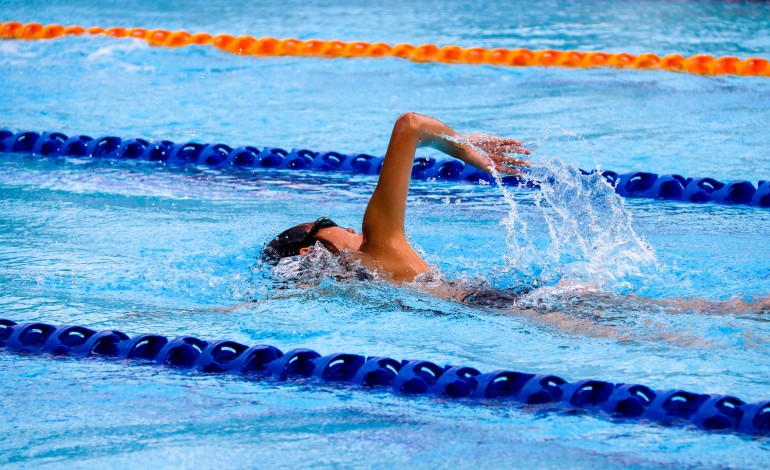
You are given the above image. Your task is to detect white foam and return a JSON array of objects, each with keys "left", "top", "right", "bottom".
[{"left": 85, "top": 39, "right": 148, "bottom": 61}]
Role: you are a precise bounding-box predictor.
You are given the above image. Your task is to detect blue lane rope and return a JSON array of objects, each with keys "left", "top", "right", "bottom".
[
  {"left": 1, "top": 129, "right": 768, "bottom": 208},
  {"left": 1, "top": 318, "right": 769, "bottom": 435}
]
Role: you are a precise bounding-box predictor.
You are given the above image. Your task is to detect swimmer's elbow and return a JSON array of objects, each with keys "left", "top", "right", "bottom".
[{"left": 394, "top": 112, "right": 422, "bottom": 134}]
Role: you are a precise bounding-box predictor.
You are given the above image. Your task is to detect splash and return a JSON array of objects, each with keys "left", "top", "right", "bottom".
[
  {"left": 450, "top": 129, "right": 660, "bottom": 299},
  {"left": 266, "top": 242, "right": 376, "bottom": 287}
]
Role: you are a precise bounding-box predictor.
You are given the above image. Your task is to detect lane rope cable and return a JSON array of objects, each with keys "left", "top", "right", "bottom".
[
  {"left": 1, "top": 318, "right": 769, "bottom": 436},
  {"left": 2, "top": 129, "right": 768, "bottom": 208},
  {"left": 1, "top": 21, "right": 769, "bottom": 77}
]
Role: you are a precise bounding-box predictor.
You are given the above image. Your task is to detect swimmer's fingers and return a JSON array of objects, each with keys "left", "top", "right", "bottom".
[
  {"left": 500, "top": 155, "right": 530, "bottom": 167},
  {"left": 480, "top": 136, "right": 522, "bottom": 146},
  {"left": 505, "top": 145, "right": 531, "bottom": 155},
  {"left": 469, "top": 135, "right": 531, "bottom": 156},
  {"left": 488, "top": 141, "right": 530, "bottom": 156},
  {"left": 491, "top": 162, "right": 525, "bottom": 176},
  {"left": 475, "top": 154, "right": 525, "bottom": 176}
]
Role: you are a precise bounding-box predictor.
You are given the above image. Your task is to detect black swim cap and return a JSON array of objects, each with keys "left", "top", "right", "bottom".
[{"left": 261, "top": 217, "right": 339, "bottom": 265}]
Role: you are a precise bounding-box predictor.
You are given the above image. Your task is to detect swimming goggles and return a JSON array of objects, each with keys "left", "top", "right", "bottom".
[{"left": 304, "top": 217, "right": 339, "bottom": 243}]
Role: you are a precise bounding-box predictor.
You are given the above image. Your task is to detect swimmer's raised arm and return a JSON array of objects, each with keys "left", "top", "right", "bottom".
[
  {"left": 262, "top": 112, "right": 529, "bottom": 283},
  {"left": 361, "top": 113, "right": 528, "bottom": 260}
]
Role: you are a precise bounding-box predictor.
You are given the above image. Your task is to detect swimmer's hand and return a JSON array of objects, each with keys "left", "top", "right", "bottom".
[
  {"left": 408, "top": 113, "right": 530, "bottom": 174},
  {"left": 453, "top": 134, "right": 530, "bottom": 175}
]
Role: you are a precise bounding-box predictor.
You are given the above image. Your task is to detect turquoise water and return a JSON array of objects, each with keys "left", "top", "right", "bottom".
[{"left": 1, "top": 0, "right": 770, "bottom": 467}]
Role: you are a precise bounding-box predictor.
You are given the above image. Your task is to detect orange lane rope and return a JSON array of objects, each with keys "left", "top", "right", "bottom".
[{"left": 2, "top": 21, "right": 768, "bottom": 77}]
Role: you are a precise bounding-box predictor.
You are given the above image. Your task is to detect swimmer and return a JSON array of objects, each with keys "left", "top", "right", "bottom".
[
  {"left": 262, "top": 112, "right": 530, "bottom": 284},
  {"left": 260, "top": 113, "right": 770, "bottom": 319}
]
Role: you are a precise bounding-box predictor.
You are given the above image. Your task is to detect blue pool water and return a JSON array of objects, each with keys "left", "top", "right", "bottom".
[{"left": 1, "top": 0, "right": 770, "bottom": 467}]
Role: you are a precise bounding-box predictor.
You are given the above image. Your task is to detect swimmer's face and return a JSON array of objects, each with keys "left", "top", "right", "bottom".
[{"left": 299, "top": 226, "right": 364, "bottom": 255}]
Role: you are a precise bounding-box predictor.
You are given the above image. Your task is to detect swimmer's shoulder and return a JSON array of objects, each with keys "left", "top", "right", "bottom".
[{"left": 356, "top": 243, "right": 429, "bottom": 284}]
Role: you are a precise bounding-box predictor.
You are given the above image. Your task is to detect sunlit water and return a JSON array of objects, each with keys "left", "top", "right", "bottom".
[{"left": 1, "top": 0, "right": 770, "bottom": 468}]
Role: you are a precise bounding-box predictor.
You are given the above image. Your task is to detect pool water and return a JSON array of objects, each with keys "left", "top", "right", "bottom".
[{"left": 1, "top": 0, "right": 770, "bottom": 467}]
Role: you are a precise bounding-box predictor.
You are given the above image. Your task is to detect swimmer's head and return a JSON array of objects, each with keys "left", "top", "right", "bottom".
[{"left": 261, "top": 217, "right": 363, "bottom": 265}]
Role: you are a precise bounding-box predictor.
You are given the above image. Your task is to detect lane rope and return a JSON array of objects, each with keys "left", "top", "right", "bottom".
[
  {"left": 2, "top": 129, "right": 768, "bottom": 208},
  {"left": 1, "top": 21, "right": 769, "bottom": 77},
  {"left": 1, "top": 318, "right": 768, "bottom": 436}
]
